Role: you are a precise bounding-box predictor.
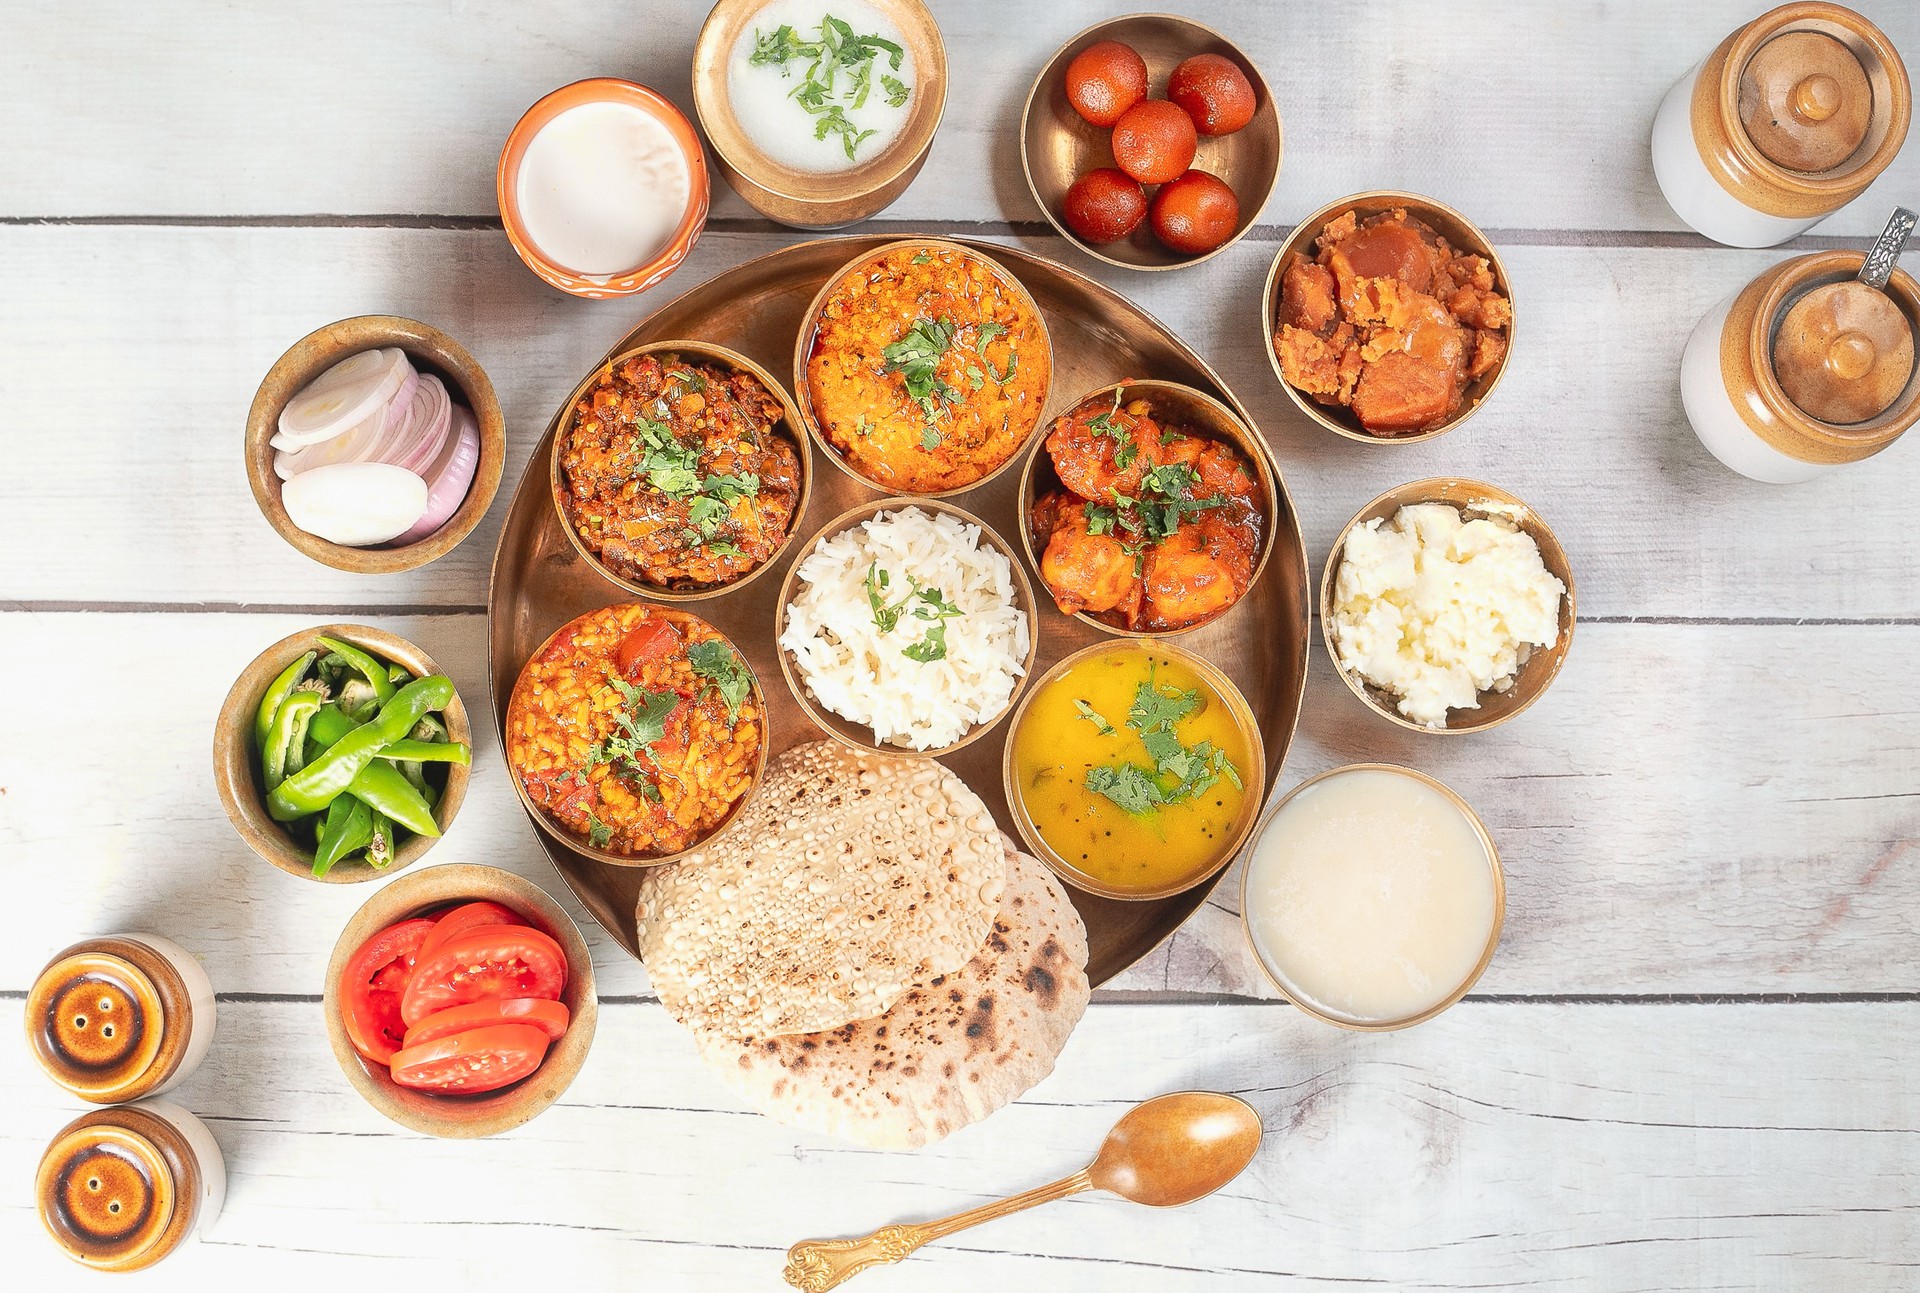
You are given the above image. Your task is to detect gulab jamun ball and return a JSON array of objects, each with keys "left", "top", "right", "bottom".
[
  {"left": 1150, "top": 170, "right": 1240, "bottom": 255},
  {"left": 1063, "top": 168, "right": 1149, "bottom": 243},
  {"left": 1166, "top": 53, "right": 1257, "bottom": 136},
  {"left": 1065, "top": 40, "right": 1148, "bottom": 128},
  {"left": 1110, "top": 99, "right": 1197, "bottom": 185}
]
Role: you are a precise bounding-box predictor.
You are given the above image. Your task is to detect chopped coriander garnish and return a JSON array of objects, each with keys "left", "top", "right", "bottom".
[
  {"left": 882, "top": 74, "right": 911, "bottom": 108},
  {"left": 864, "top": 562, "right": 964, "bottom": 661},
  {"left": 585, "top": 813, "right": 614, "bottom": 849},
  {"left": 1085, "top": 763, "right": 1164, "bottom": 815},
  {"left": 1084, "top": 502, "right": 1117, "bottom": 536},
  {"left": 587, "top": 681, "right": 680, "bottom": 799},
  {"left": 883, "top": 316, "right": 963, "bottom": 442},
  {"left": 911, "top": 250, "right": 933, "bottom": 265},
  {"left": 973, "top": 321, "right": 1007, "bottom": 353},
  {"left": 688, "top": 640, "right": 752, "bottom": 720},
  {"left": 1084, "top": 667, "right": 1241, "bottom": 818},
  {"left": 1074, "top": 699, "right": 1115, "bottom": 735},
  {"left": 747, "top": 14, "right": 911, "bottom": 163}
]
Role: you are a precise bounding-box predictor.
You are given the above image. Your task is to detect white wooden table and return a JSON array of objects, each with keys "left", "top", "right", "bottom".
[{"left": 4, "top": 2, "right": 1918, "bottom": 1287}]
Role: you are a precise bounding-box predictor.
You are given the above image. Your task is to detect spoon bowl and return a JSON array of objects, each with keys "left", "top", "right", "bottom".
[{"left": 1088, "top": 1091, "right": 1263, "bottom": 1207}]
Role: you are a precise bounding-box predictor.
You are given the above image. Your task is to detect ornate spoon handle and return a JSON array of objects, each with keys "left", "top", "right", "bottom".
[{"left": 782, "top": 1169, "right": 1097, "bottom": 1290}]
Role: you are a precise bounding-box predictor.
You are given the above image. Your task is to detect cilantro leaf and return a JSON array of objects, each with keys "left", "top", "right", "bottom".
[
  {"left": 1085, "top": 763, "right": 1165, "bottom": 816},
  {"left": 883, "top": 74, "right": 910, "bottom": 107},
  {"left": 901, "top": 621, "right": 949, "bottom": 663},
  {"left": 1083, "top": 502, "right": 1117, "bottom": 536},
  {"left": 585, "top": 813, "right": 614, "bottom": 849},
  {"left": 1127, "top": 677, "right": 1202, "bottom": 734},
  {"left": 688, "top": 640, "right": 752, "bottom": 720},
  {"left": 1073, "top": 699, "right": 1115, "bottom": 735}
]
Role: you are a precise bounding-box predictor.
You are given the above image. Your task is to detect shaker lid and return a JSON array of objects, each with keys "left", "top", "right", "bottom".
[
  {"left": 1772, "top": 280, "right": 1915, "bottom": 424},
  {"left": 1739, "top": 30, "right": 1874, "bottom": 172},
  {"left": 37, "top": 1120, "right": 179, "bottom": 1271}
]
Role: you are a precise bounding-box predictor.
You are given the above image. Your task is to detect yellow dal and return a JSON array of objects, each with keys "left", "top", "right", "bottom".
[{"left": 1012, "top": 647, "right": 1251, "bottom": 893}]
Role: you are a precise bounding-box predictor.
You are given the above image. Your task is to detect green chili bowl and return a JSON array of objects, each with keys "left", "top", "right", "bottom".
[{"left": 213, "top": 624, "right": 472, "bottom": 884}]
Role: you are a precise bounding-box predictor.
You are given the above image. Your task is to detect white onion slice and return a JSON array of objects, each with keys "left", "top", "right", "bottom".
[
  {"left": 272, "top": 368, "right": 420, "bottom": 478},
  {"left": 282, "top": 461, "right": 429, "bottom": 546},
  {"left": 275, "top": 348, "right": 413, "bottom": 448},
  {"left": 392, "top": 405, "right": 480, "bottom": 545}
]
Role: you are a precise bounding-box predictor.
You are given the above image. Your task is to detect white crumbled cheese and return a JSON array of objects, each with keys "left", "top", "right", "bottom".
[{"left": 1330, "top": 502, "right": 1565, "bottom": 728}]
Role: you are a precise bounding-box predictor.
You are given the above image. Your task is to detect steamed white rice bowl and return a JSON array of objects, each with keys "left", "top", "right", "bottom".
[{"left": 780, "top": 507, "right": 1030, "bottom": 751}]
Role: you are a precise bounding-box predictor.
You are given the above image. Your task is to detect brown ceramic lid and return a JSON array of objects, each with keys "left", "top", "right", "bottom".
[
  {"left": 26, "top": 941, "right": 187, "bottom": 1102},
  {"left": 1739, "top": 30, "right": 1874, "bottom": 172},
  {"left": 37, "top": 1107, "right": 197, "bottom": 1272},
  {"left": 1772, "top": 280, "right": 1916, "bottom": 423}
]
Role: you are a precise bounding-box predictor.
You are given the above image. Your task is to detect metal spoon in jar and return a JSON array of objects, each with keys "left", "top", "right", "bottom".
[{"left": 781, "top": 1091, "right": 1263, "bottom": 1290}]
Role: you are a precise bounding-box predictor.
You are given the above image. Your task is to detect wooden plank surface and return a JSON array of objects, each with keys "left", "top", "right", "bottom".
[
  {"left": 2, "top": 612, "right": 1913, "bottom": 999},
  {"left": 4, "top": 0, "right": 1917, "bottom": 1286},
  {"left": 2, "top": 0, "right": 1915, "bottom": 236},
  {"left": 5, "top": 224, "right": 1920, "bottom": 616},
  {"left": 5, "top": 1001, "right": 1915, "bottom": 1291}
]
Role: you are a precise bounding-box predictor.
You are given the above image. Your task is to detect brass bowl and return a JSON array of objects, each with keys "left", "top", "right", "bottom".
[
  {"left": 322, "top": 863, "right": 598, "bottom": 1138},
  {"left": 548, "top": 339, "right": 813, "bottom": 603},
  {"left": 1016, "top": 378, "right": 1280, "bottom": 638},
  {"left": 1001, "top": 638, "right": 1266, "bottom": 902},
  {"left": 1263, "top": 190, "right": 1515, "bottom": 444},
  {"left": 245, "top": 315, "right": 506, "bottom": 572},
  {"left": 1321, "top": 478, "right": 1576, "bottom": 734},
  {"left": 1021, "top": 14, "right": 1282, "bottom": 271},
  {"left": 502, "top": 603, "right": 771, "bottom": 869},
  {"left": 692, "top": 0, "right": 948, "bottom": 229},
  {"left": 792, "top": 238, "right": 1055, "bottom": 498},
  {"left": 212, "top": 624, "right": 472, "bottom": 884},
  {"left": 1240, "top": 763, "right": 1504, "bottom": 1031},
  {"left": 773, "top": 496, "right": 1040, "bottom": 759}
]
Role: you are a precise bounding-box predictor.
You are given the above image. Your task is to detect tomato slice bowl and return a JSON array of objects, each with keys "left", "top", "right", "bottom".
[
  {"left": 398, "top": 923, "right": 569, "bottom": 1028},
  {"left": 402, "top": 996, "right": 571, "bottom": 1048},
  {"left": 389, "top": 1023, "right": 551, "bottom": 1095}
]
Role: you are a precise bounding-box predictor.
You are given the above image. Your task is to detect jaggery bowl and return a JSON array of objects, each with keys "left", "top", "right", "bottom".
[
  {"left": 549, "top": 339, "right": 811, "bottom": 602},
  {"left": 1018, "top": 378, "right": 1280, "bottom": 638},
  {"left": 503, "top": 601, "right": 768, "bottom": 867},
  {"left": 691, "top": 0, "right": 948, "bottom": 229},
  {"left": 213, "top": 623, "right": 471, "bottom": 884},
  {"left": 773, "top": 496, "right": 1041, "bottom": 760},
  {"left": 322, "top": 863, "right": 598, "bottom": 1138},
  {"left": 245, "top": 315, "right": 505, "bottom": 572},
  {"left": 1265, "top": 191, "right": 1515, "bottom": 444},
  {"left": 1003, "top": 638, "right": 1266, "bottom": 902},
  {"left": 1022, "top": 13, "right": 1281, "bottom": 271},
  {"left": 1321, "top": 478, "right": 1575, "bottom": 734},
  {"left": 793, "top": 238, "right": 1054, "bottom": 496}
]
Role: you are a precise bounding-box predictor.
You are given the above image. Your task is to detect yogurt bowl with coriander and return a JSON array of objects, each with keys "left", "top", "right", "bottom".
[{"left": 693, "top": 0, "right": 948, "bottom": 228}]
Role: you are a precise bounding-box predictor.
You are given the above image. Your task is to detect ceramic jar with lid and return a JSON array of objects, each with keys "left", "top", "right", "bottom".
[
  {"left": 1651, "top": 3, "right": 1909, "bottom": 247},
  {"left": 1681, "top": 249, "right": 1919, "bottom": 482},
  {"left": 26, "top": 934, "right": 217, "bottom": 1103},
  {"left": 36, "top": 1099, "right": 227, "bottom": 1272}
]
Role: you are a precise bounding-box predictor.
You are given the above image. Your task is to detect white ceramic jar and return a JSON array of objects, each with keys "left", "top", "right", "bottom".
[
  {"left": 26, "top": 934, "right": 218, "bottom": 1103},
  {"left": 36, "top": 1098, "right": 226, "bottom": 1272},
  {"left": 1681, "top": 250, "right": 1919, "bottom": 482},
  {"left": 1651, "top": 3, "right": 1908, "bottom": 248}
]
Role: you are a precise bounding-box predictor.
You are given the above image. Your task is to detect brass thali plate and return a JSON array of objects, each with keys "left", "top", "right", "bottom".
[{"left": 487, "top": 236, "right": 1309, "bottom": 987}]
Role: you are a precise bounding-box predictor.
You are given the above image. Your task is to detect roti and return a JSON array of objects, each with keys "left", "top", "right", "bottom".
[
  {"left": 692, "top": 837, "right": 1090, "bottom": 1149},
  {"left": 635, "top": 741, "right": 1005, "bottom": 1039}
]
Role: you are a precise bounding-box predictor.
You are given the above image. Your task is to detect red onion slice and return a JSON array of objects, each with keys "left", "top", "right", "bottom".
[
  {"left": 392, "top": 405, "right": 481, "bottom": 545},
  {"left": 275, "top": 348, "right": 412, "bottom": 448},
  {"left": 282, "top": 461, "right": 430, "bottom": 547},
  {"left": 387, "top": 374, "right": 453, "bottom": 474}
]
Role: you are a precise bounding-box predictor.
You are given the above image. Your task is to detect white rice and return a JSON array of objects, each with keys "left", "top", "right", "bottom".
[{"left": 780, "top": 506, "right": 1030, "bottom": 751}]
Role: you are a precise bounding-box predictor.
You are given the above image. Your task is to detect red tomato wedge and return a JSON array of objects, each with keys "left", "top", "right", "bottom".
[
  {"left": 418, "top": 900, "right": 526, "bottom": 959},
  {"left": 398, "top": 924, "right": 568, "bottom": 1027},
  {"left": 338, "top": 917, "right": 434, "bottom": 1066},
  {"left": 401, "top": 997, "right": 571, "bottom": 1049},
  {"left": 389, "top": 1023, "right": 551, "bottom": 1094},
  {"left": 615, "top": 618, "right": 680, "bottom": 677}
]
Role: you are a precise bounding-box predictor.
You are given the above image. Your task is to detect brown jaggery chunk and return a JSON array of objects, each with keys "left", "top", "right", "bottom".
[{"left": 1274, "top": 207, "right": 1509, "bottom": 437}]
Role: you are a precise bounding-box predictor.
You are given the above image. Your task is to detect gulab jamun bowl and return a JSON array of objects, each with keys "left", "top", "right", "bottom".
[
  {"left": 1020, "top": 14, "right": 1281, "bottom": 271},
  {"left": 1264, "top": 191, "right": 1517, "bottom": 445}
]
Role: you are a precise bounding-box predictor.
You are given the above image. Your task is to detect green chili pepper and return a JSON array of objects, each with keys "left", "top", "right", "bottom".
[
  {"left": 373, "top": 675, "right": 455, "bottom": 743},
  {"left": 311, "top": 795, "right": 372, "bottom": 877},
  {"left": 317, "top": 636, "right": 398, "bottom": 708},
  {"left": 336, "top": 678, "right": 378, "bottom": 720},
  {"left": 376, "top": 739, "right": 470, "bottom": 765},
  {"left": 386, "top": 663, "right": 412, "bottom": 685},
  {"left": 410, "top": 713, "right": 450, "bottom": 743},
  {"left": 261, "top": 692, "right": 322, "bottom": 792},
  {"left": 347, "top": 759, "right": 440, "bottom": 837},
  {"left": 253, "top": 651, "right": 316, "bottom": 751},
  {"left": 365, "top": 807, "right": 395, "bottom": 869},
  {"left": 306, "top": 702, "right": 360, "bottom": 750},
  {"left": 268, "top": 723, "right": 390, "bottom": 821}
]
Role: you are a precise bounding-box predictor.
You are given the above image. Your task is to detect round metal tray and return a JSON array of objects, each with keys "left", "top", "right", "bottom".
[{"left": 487, "top": 236, "right": 1309, "bottom": 987}]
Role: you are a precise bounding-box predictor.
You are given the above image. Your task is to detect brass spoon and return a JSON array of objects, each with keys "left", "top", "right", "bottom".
[{"left": 782, "top": 1091, "right": 1263, "bottom": 1290}]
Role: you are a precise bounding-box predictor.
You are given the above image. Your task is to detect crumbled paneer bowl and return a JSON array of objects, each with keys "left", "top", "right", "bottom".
[{"left": 1330, "top": 502, "right": 1564, "bottom": 727}]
